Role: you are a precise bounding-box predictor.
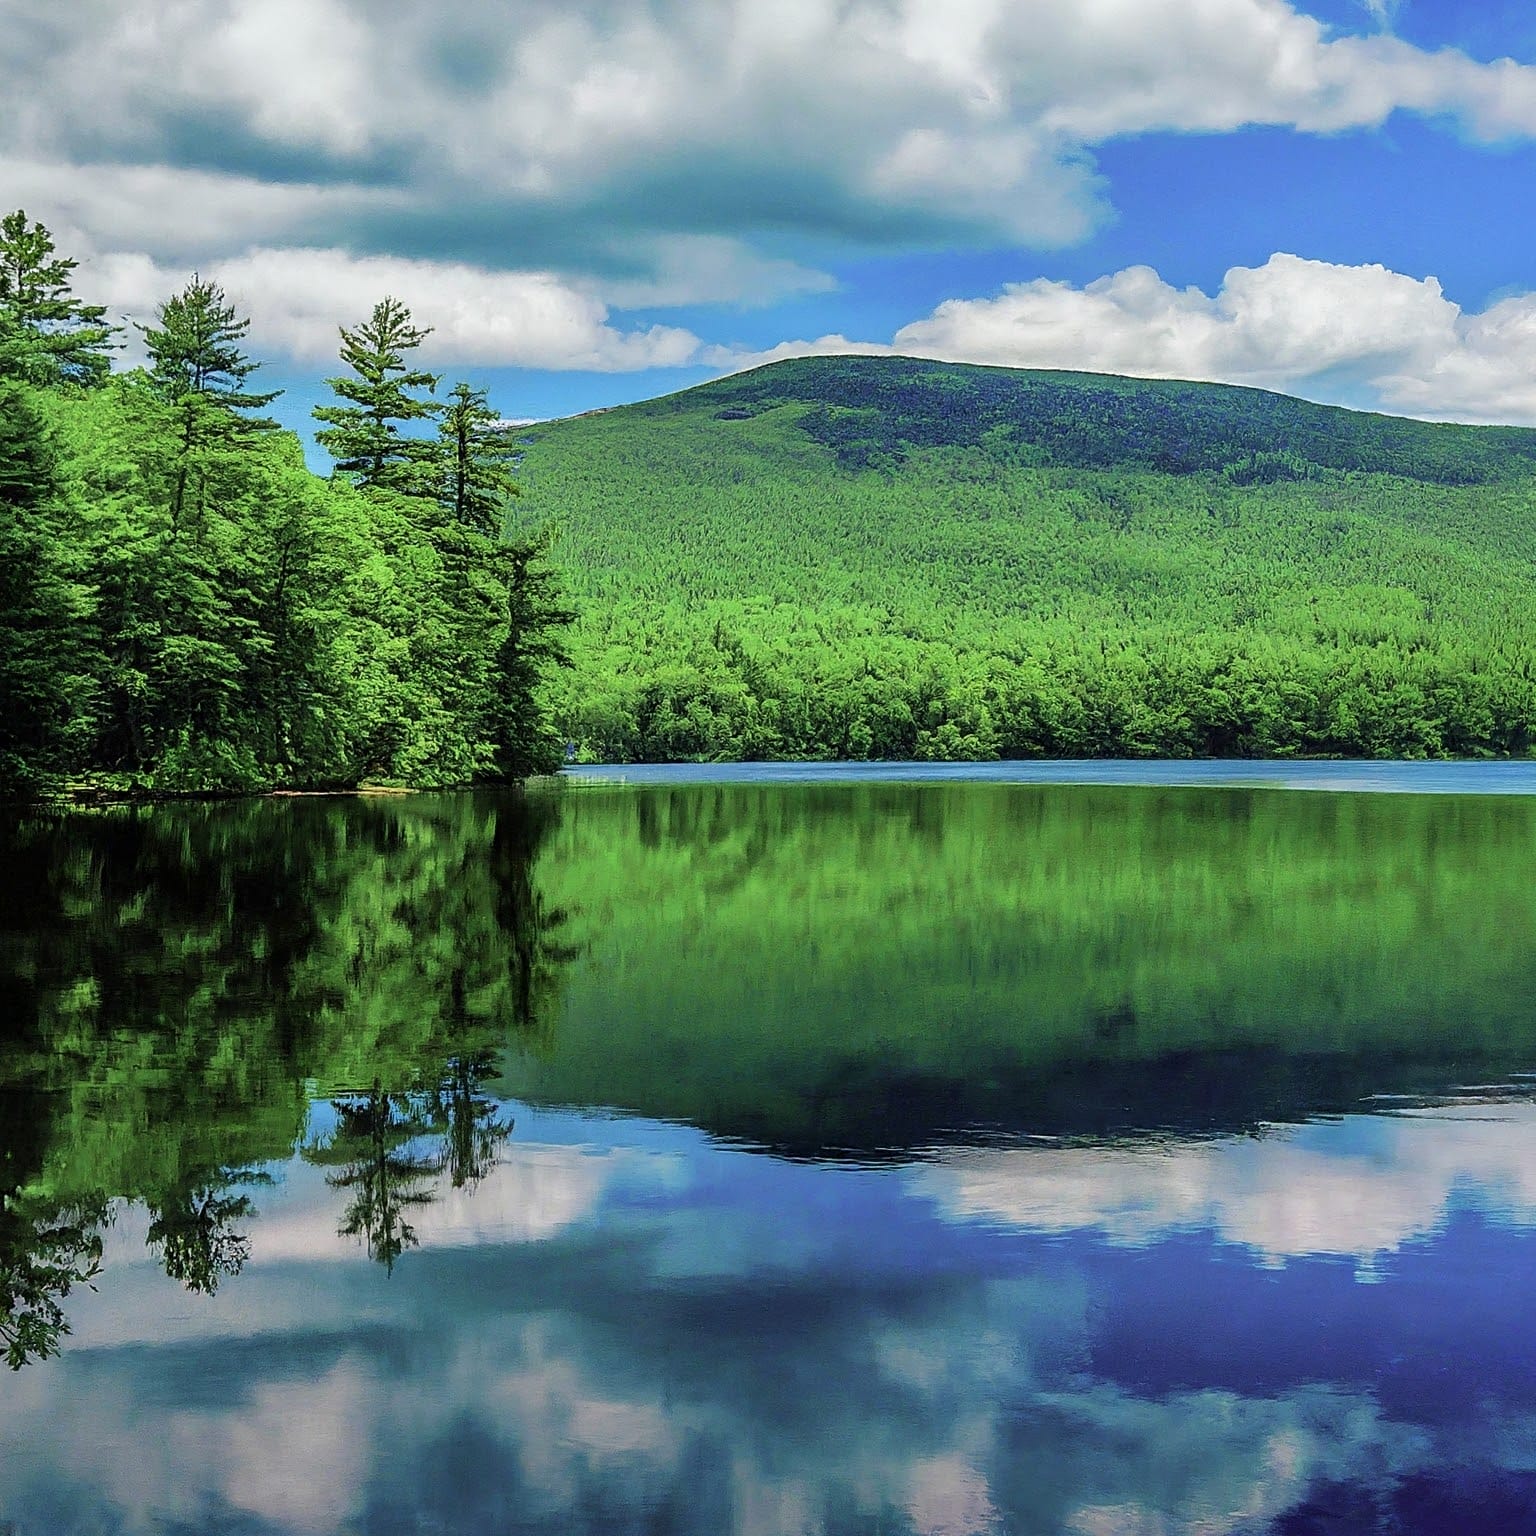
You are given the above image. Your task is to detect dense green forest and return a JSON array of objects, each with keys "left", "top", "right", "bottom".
[
  {"left": 515, "top": 356, "right": 1536, "bottom": 762},
  {"left": 7, "top": 781, "right": 1536, "bottom": 1362},
  {"left": 9, "top": 204, "right": 1536, "bottom": 785},
  {"left": 0, "top": 213, "right": 570, "bottom": 797}
]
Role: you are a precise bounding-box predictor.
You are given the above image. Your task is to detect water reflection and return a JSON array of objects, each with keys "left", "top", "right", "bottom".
[
  {"left": 0, "top": 791, "right": 572, "bottom": 1362},
  {"left": 307, "top": 1060, "right": 513, "bottom": 1271},
  {"left": 4, "top": 781, "right": 1536, "bottom": 1531},
  {"left": 5, "top": 1102, "right": 1536, "bottom": 1533},
  {"left": 918, "top": 1100, "right": 1536, "bottom": 1268}
]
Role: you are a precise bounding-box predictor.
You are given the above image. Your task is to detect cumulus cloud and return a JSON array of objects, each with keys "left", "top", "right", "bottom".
[
  {"left": 92, "top": 247, "right": 704, "bottom": 372},
  {"left": 916, "top": 1103, "right": 1536, "bottom": 1267},
  {"left": 893, "top": 254, "right": 1463, "bottom": 389},
  {"left": 6, "top": 0, "right": 1536, "bottom": 308},
  {"left": 726, "top": 253, "right": 1536, "bottom": 425}
]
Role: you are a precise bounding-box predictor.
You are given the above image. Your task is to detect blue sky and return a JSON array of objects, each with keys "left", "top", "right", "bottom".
[{"left": 6, "top": 0, "right": 1536, "bottom": 441}]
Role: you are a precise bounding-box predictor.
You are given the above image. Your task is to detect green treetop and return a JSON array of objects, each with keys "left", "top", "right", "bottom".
[
  {"left": 0, "top": 210, "right": 118, "bottom": 387},
  {"left": 138, "top": 275, "right": 280, "bottom": 421},
  {"left": 314, "top": 296, "right": 441, "bottom": 494},
  {"left": 136, "top": 274, "right": 280, "bottom": 535},
  {"left": 439, "top": 381, "right": 520, "bottom": 535}
]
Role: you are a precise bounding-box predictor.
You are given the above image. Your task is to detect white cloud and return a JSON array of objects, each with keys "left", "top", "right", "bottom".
[
  {"left": 0, "top": 156, "right": 392, "bottom": 260},
  {"left": 916, "top": 1103, "right": 1536, "bottom": 1267},
  {"left": 727, "top": 253, "right": 1536, "bottom": 425},
  {"left": 6, "top": 0, "right": 1536, "bottom": 300},
  {"left": 92, "top": 247, "right": 704, "bottom": 372},
  {"left": 892, "top": 253, "right": 1459, "bottom": 384}
]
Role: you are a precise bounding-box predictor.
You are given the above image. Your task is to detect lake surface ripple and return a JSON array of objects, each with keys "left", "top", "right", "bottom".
[{"left": 3, "top": 775, "right": 1536, "bottom": 1534}]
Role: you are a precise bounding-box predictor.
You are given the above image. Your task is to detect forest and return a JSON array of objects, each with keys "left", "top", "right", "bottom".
[
  {"left": 8, "top": 209, "right": 1536, "bottom": 789},
  {"left": 0, "top": 212, "right": 570, "bottom": 798},
  {"left": 516, "top": 356, "right": 1536, "bottom": 762}
]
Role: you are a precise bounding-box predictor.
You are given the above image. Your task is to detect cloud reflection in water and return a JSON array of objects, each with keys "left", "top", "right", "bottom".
[{"left": 4, "top": 1103, "right": 1536, "bottom": 1534}]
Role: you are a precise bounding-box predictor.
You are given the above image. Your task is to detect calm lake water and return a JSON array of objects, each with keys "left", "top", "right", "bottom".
[{"left": 5, "top": 768, "right": 1536, "bottom": 1534}]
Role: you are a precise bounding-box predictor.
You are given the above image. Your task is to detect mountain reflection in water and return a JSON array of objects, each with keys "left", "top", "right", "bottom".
[{"left": 4, "top": 778, "right": 1536, "bottom": 1534}]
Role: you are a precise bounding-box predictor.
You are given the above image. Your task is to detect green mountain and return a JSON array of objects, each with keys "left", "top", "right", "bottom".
[{"left": 513, "top": 356, "right": 1536, "bottom": 763}]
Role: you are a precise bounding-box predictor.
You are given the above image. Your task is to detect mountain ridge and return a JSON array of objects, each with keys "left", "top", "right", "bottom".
[{"left": 568, "top": 354, "right": 1536, "bottom": 484}]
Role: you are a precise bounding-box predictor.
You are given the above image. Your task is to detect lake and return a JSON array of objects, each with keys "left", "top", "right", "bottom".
[{"left": 4, "top": 768, "right": 1536, "bottom": 1534}]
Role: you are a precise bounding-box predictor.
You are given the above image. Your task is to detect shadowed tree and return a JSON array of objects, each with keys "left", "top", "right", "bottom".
[{"left": 483, "top": 531, "right": 576, "bottom": 780}]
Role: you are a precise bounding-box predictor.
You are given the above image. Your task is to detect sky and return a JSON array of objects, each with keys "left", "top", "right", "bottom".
[{"left": 7, "top": 0, "right": 1536, "bottom": 439}]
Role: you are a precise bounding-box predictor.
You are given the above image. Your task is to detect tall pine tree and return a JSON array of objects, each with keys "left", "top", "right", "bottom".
[
  {"left": 314, "top": 297, "right": 440, "bottom": 495},
  {"left": 439, "top": 381, "right": 518, "bottom": 535},
  {"left": 138, "top": 274, "right": 280, "bottom": 535},
  {"left": 0, "top": 211, "right": 117, "bottom": 388}
]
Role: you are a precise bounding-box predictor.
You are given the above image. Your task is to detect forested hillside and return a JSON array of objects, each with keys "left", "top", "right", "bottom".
[
  {"left": 0, "top": 214, "right": 568, "bottom": 798},
  {"left": 516, "top": 356, "right": 1536, "bottom": 762}
]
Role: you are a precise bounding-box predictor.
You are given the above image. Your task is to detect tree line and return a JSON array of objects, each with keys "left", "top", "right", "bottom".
[{"left": 0, "top": 212, "right": 571, "bottom": 797}]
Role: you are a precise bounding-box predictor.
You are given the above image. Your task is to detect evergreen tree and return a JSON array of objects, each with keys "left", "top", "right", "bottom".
[
  {"left": 313, "top": 297, "right": 440, "bottom": 494},
  {"left": 137, "top": 275, "right": 280, "bottom": 536},
  {"left": 139, "top": 275, "right": 279, "bottom": 419},
  {"left": 439, "top": 381, "right": 518, "bottom": 534},
  {"left": 0, "top": 211, "right": 117, "bottom": 387},
  {"left": 0, "top": 381, "right": 93, "bottom": 795},
  {"left": 484, "top": 530, "right": 575, "bottom": 779}
]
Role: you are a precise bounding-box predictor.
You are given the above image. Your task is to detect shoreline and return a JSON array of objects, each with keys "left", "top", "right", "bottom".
[{"left": 14, "top": 756, "right": 1536, "bottom": 807}]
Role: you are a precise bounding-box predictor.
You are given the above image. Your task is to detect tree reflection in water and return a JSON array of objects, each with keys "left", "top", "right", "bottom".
[
  {"left": 0, "top": 1193, "right": 104, "bottom": 1370},
  {"left": 0, "top": 790, "right": 574, "bottom": 1362},
  {"left": 146, "top": 1170, "right": 271, "bottom": 1296},
  {"left": 308, "top": 1054, "right": 513, "bottom": 1271}
]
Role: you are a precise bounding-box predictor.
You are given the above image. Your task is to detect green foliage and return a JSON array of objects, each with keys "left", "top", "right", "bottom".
[
  {"left": 0, "top": 224, "right": 569, "bottom": 798},
  {"left": 515, "top": 356, "right": 1536, "bottom": 762},
  {"left": 0, "top": 209, "right": 117, "bottom": 388},
  {"left": 484, "top": 531, "right": 577, "bottom": 780},
  {"left": 0, "top": 382, "right": 95, "bottom": 795},
  {"left": 439, "top": 380, "right": 519, "bottom": 534},
  {"left": 139, "top": 274, "right": 280, "bottom": 418},
  {"left": 314, "top": 295, "right": 441, "bottom": 496}
]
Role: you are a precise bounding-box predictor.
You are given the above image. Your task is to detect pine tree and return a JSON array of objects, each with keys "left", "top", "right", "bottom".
[
  {"left": 137, "top": 275, "right": 280, "bottom": 535},
  {"left": 483, "top": 531, "right": 575, "bottom": 779},
  {"left": 313, "top": 297, "right": 440, "bottom": 494},
  {"left": 0, "top": 381, "right": 94, "bottom": 794},
  {"left": 139, "top": 275, "right": 279, "bottom": 419},
  {"left": 439, "top": 381, "right": 519, "bottom": 535},
  {"left": 0, "top": 211, "right": 117, "bottom": 387}
]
